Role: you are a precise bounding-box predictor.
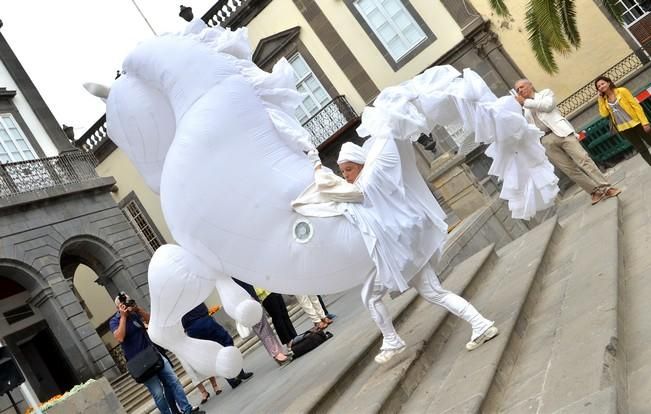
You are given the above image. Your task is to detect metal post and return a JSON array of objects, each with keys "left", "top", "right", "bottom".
[{"left": 6, "top": 392, "right": 20, "bottom": 414}]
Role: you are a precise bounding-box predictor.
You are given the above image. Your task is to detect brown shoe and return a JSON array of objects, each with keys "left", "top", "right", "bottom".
[
  {"left": 605, "top": 187, "right": 621, "bottom": 198},
  {"left": 591, "top": 189, "right": 606, "bottom": 205}
]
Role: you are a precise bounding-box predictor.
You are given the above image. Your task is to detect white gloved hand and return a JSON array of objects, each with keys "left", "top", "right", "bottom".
[{"left": 307, "top": 149, "right": 321, "bottom": 169}]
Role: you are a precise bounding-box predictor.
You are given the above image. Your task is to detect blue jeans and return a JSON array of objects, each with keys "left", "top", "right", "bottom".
[{"left": 143, "top": 357, "right": 193, "bottom": 414}]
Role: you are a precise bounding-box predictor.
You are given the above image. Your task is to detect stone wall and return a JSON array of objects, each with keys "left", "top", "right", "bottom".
[
  {"left": 0, "top": 181, "right": 154, "bottom": 385},
  {"left": 435, "top": 196, "right": 550, "bottom": 278},
  {"left": 45, "top": 378, "right": 126, "bottom": 414}
]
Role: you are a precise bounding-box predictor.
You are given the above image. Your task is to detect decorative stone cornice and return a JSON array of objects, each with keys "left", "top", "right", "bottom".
[
  {"left": 96, "top": 261, "right": 125, "bottom": 286},
  {"left": 28, "top": 286, "right": 54, "bottom": 307}
]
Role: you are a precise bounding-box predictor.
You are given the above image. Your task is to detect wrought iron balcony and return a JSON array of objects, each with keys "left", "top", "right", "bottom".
[
  {"left": 557, "top": 50, "right": 645, "bottom": 116},
  {"left": 0, "top": 151, "right": 99, "bottom": 198},
  {"left": 302, "top": 95, "right": 359, "bottom": 148}
]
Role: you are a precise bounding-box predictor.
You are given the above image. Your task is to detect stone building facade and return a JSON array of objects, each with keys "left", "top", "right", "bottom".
[{"left": 0, "top": 27, "right": 153, "bottom": 414}]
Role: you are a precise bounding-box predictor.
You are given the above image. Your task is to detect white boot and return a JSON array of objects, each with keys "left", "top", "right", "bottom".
[
  {"left": 466, "top": 325, "right": 499, "bottom": 351},
  {"left": 374, "top": 345, "right": 407, "bottom": 364}
]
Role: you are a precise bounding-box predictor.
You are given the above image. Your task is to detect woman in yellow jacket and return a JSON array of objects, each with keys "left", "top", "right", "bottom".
[{"left": 596, "top": 75, "right": 651, "bottom": 166}]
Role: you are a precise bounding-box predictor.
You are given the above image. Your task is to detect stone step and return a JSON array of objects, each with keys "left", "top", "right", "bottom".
[
  {"left": 484, "top": 197, "right": 623, "bottom": 413},
  {"left": 400, "top": 216, "right": 558, "bottom": 413},
  {"left": 316, "top": 244, "right": 497, "bottom": 413}
]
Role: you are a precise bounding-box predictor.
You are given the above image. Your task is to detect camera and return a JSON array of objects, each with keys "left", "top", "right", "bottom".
[{"left": 118, "top": 293, "right": 136, "bottom": 308}]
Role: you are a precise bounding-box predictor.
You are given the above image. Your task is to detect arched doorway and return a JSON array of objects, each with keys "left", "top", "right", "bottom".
[
  {"left": 0, "top": 276, "right": 77, "bottom": 402},
  {"left": 59, "top": 235, "right": 150, "bottom": 374}
]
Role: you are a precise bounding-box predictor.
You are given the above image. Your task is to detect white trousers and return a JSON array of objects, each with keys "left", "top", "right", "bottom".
[
  {"left": 296, "top": 294, "right": 326, "bottom": 323},
  {"left": 361, "top": 265, "right": 493, "bottom": 351}
]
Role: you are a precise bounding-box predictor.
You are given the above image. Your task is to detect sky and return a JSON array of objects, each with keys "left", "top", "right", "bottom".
[{"left": 1, "top": 0, "right": 217, "bottom": 139}]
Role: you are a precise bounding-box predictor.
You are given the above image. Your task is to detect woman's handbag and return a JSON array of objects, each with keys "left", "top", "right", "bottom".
[{"left": 126, "top": 343, "right": 164, "bottom": 383}]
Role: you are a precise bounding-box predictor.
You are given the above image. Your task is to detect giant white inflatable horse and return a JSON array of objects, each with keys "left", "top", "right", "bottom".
[{"left": 87, "top": 19, "right": 557, "bottom": 379}]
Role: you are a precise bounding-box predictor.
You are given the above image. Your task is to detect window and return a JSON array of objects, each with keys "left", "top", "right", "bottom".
[
  {"left": 353, "top": 0, "right": 427, "bottom": 61},
  {"left": 0, "top": 114, "right": 36, "bottom": 163},
  {"left": 289, "top": 53, "right": 331, "bottom": 124},
  {"left": 616, "top": 0, "right": 648, "bottom": 25},
  {"left": 4, "top": 304, "right": 34, "bottom": 325},
  {"left": 120, "top": 194, "right": 165, "bottom": 254},
  {"left": 615, "top": 0, "right": 651, "bottom": 49}
]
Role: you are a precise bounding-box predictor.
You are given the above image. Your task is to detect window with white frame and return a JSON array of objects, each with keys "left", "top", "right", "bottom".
[
  {"left": 0, "top": 114, "right": 36, "bottom": 164},
  {"left": 120, "top": 195, "right": 164, "bottom": 254},
  {"left": 289, "top": 53, "right": 331, "bottom": 124},
  {"left": 353, "top": 0, "right": 427, "bottom": 61},
  {"left": 616, "top": 0, "right": 648, "bottom": 25}
]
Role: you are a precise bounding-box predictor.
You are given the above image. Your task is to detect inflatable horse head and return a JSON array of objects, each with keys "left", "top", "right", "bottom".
[{"left": 87, "top": 20, "right": 374, "bottom": 379}]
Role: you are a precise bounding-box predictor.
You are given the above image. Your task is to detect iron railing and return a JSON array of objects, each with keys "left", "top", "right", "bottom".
[
  {"left": 0, "top": 151, "right": 99, "bottom": 198},
  {"left": 108, "top": 344, "right": 128, "bottom": 374},
  {"left": 557, "top": 51, "right": 645, "bottom": 116},
  {"left": 302, "top": 96, "right": 359, "bottom": 147},
  {"left": 75, "top": 114, "right": 108, "bottom": 152}
]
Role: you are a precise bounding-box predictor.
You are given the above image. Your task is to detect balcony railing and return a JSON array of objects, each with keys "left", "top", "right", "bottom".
[
  {"left": 557, "top": 50, "right": 645, "bottom": 116},
  {"left": 302, "top": 96, "right": 359, "bottom": 147},
  {"left": 202, "top": 0, "right": 249, "bottom": 27},
  {"left": 0, "top": 151, "right": 99, "bottom": 198},
  {"left": 76, "top": 114, "right": 108, "bottom": 152}
]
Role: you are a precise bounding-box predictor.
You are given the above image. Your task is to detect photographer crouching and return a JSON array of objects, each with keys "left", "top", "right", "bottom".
[{"left": 110, "top": 292, "right": 204, "bottom": 414}]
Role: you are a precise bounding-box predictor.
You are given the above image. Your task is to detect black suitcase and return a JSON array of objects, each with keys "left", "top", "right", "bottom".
[{"left": 290, "top": 330, "right": 333, "bottom": 358}]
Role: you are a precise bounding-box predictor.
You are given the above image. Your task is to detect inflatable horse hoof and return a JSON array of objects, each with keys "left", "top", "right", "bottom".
[
  {"left": 234, "top": 299, "right": 263, "bottom": 327},
  {"left": 215, "top": 346, "right": 243, "bottom": 378}
]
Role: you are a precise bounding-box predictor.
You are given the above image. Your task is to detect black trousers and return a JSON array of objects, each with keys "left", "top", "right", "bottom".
[
  {"left": 262, "top": 293, "right": 297, "bottom": 345},
  {"left": 317, "top": 295, "right": 329, "bottom": 315},
  {"left": 621, "top": 124, "right": 651, "bottom": 165}
]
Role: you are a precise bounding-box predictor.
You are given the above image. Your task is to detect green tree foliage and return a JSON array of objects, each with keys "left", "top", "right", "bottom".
[{"left": 489, "top": 0, "right": 623, "bottom": 73}]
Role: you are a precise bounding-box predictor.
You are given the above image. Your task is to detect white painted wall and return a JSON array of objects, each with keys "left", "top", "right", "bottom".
[{"left": 0, "top": 61, "right": 58, "bottom": 156}]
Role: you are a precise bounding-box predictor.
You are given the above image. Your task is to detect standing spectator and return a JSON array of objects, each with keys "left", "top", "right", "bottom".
[
  {"left": 110, "top": 293, "right": 204, "bottom": 414},
  {"left": 596, "top": 76, "right": 651, "bottom": 166},
  {"left": 181, "top": 303, "right": 254, "bottom": 389},
  {"left": 233, "top": 278, "right": 298, "bottom": 347},
  {"left": 317, "top": 295, "right": 337, "bottom": 320},
  {"left": 296, "top": 295, "right": 333, "bottom": 331},
  {"left": 514, "top": 79, "right": 621, "bottom": 204},
  {"left": 176, "top": 357, "right": 221, "bottom": 405}
]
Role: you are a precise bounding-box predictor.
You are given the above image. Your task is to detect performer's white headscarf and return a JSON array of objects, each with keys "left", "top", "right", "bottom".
[{"left": 337, "top": 142, "right": 367, "bottom": 165}]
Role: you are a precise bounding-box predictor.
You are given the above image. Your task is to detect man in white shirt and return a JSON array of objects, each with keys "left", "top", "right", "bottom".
[{"left": 514, "top": 79, "right": 621, "bottom": 205}]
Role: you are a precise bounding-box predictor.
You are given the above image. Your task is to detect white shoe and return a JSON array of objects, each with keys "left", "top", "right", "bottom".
[
  {"left": 374, "top": 346, "right": 406, "bottom": 364},
  {"left": 466, "top": 325, "right": 499, "bottom": 351}
]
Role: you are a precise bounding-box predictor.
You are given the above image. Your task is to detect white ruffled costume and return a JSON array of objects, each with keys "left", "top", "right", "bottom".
[{"left": 94, "top": 19, "right": 557, "bottom": 381}]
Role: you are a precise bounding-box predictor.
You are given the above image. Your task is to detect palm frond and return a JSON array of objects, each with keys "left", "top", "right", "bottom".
[
  {"left": 488, "top": 0, "right": 511, "bottom": 17},
  {"left": 601, "top": 0, "right": 624, "bottom": 24},
  {"left": 557, "top": 0, "right": 580, "bottom": 47},
  {"left": 527, "top": 0, "right": 571, "bottom": 54},
  {"left": 526, "top": 7, "right": 560, "bottom": 74}
]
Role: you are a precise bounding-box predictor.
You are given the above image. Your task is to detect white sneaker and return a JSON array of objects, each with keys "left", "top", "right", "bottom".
[
  {"left": 466, "top": 325, "right": 499, "bottom": 351},
  {"left": 374, "top": 346, "right": 407, "bottom": 364}
]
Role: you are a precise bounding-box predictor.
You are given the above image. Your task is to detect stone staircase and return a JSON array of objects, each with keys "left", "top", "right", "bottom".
[
  {"left": 205, "top": 192, "right": 626, "bottom": 414},
  {"left": 109, "top": 158, "right": 651, "bottom": 414}
]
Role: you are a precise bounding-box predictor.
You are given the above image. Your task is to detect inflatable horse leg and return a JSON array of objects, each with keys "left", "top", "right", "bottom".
[
  {"left": 214, "top": 275, "right": 262, "bottom": 328},
  {"left": 147, "top": 244, "right": 243, "bottom": 378}
]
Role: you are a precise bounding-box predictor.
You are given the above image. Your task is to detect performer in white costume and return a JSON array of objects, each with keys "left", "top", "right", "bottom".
[
  {"left": 87, "top": 18, "right": 557, "bottom": 379},
  {"left": 299, "top": 142, "right": 497, "bottom": 363}
]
